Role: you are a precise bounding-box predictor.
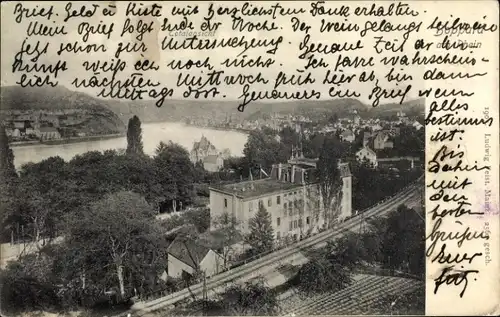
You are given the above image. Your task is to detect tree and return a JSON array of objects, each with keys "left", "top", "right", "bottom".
[
  {"left": 0, "top": 252, "right": 60, "bottom": 314},
  {"left": 126, "top": 115, "right": 144, "bottom": 155},
  {"left": 0, "top": 124, "right": 18, "bottom": 241},
  {"left": 243, "top": 129, "right": 282, "bottom": 172},
  {"left": 64, "top": 191, "right": 167, "bottom": 300},
  {"left": 219, "top": 278, "right": 279, "bottom": 316},
  {"left": 210, "top": 212, "right": 241, "bottom": 269},
  {"left": 15, "top": 156, "right": 74, "bottom": 243},
  {"left": 381, "top": 205, "right": 425, "bottom": 276},
  {"left": 184, "top": 208, "right": 211, "bottom": 233},
  {"left": 290, "top": 253, "right": 352, "bottom": 296},
  {"left": 325, "top": 232, "right": 368, "bottom": 269},
  {"left": 316, "top": 135, "right": 344, "bottom": 227},
  {"left": 245, "top": 205, "right": 274, "bottom": 255},
  {"left": 0, "top": 123, "right": 16, "bottom": 179},
  {"left": 154, "top": 141, "right": 195, "bottom": 212}
]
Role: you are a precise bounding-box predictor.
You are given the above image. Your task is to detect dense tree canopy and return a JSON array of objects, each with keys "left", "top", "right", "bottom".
[
  {"left": 63, "top": 191, "right": 167, "bottom": 299},
  {"left": 0, "top": 123, "right": 16, "bottom": 179},
  {"left": 243, "top": 129, "right": 283, "bottom": 173},
  {"left": 154, "top": 141, "right": 195, "bottom": 212}
]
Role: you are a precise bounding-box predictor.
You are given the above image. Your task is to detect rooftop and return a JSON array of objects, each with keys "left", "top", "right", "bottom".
[
  {"left": 167, "top": 235, "right": 211, "bottom": 268},
  {"left": 210, "top": 178, "right": 304, "bottom": 199}
]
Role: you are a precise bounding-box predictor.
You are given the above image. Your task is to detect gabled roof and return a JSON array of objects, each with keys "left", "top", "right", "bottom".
[
  {"left": 357, "top": 146, "right": 377, "bottom": 157},
  {"left": 167, "top": 235, "right": 211, "bottom": 269}
]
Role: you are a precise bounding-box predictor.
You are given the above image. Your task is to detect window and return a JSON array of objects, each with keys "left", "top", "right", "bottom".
[
  {"left": 293, "top": 220, "right": 298, "bottom": 228},
  {"left": 306, "top": 216, "right": 310, "bottom": 225},
  {"left": 224, "top": 198, "right": 228, "bottom": 208},
  {"left": 277, "top": 195, "right": 281, "bottom": 205},
  {"left": 277, "top": 232, "right": 281, "bottom": 239},
  {"left": 277, "top": 217, "right": 281, "bottom": 226},
  {"left": 259, "top": 200, "right": 263, "bottom": 208},
  {"left": 268, "top": 198, "right": 272, "bottom": 207},
  {"left": 284, "top": 202, "right": 287, "bottom": 210},
  {"left": 289, "top": 221, "right": 293, "bottom": 231},
  {"left": 294, "top": 200, "right": 298, "bottom": 208},
  {"left": 298, "top": 219, "right": 302, "bottom": 227},
  {"left": 249, "top": 201, "right": 254, "bottom": 212}
]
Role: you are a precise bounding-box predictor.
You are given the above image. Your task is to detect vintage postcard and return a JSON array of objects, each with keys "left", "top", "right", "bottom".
[{"left": 0, "top": 1, "right": 498, "bottom": 316}]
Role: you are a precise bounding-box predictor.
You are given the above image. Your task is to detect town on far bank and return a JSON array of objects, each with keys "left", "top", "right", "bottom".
[{"left": 1, "top": 100, "right": 425, "bottom": 316}]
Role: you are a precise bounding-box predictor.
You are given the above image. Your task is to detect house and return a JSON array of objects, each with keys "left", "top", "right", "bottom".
[
  {"left": 371, "top": 123, "right": 383, "bottom": 131},
  {"left": 373, "top": 131, "right": 393, "bottom": 150},
  {"left": 209, "top": 149, "right": 352, "bottom": 244},
  {"left": 36, "top": 127, "right": 61, "bottom": 140},
  {"left": 13, "top": 121, "right": 26, "bottom": 130},
  {"left": 190, "top": 135, "right": 218, "bottom": 163},
  {"left": 356, "top": 146, "right": 378, "bottom": 168},
  {"left": 413, "top": 121, "right": 423, "bottom": 131},
  {"left": 203, "top": 154, "right": 224, "bottom": 172},
  {"left": 11, "top": 128, "right": 21, "bottom": 138},
  {"left": 165, "top": 235, "right": 224, "bottom": 279},
  {"left": 340, "top": 129, "right": 355, "bottom": 142}
]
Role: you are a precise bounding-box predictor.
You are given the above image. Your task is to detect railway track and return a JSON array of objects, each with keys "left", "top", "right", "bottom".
[{"left": 121, "top": 177, "right": 423, "bottom": 317}]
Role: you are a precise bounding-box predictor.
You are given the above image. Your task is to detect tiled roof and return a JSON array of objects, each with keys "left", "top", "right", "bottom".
[
  {"left": 167, "top": 235, "right": 211, "bottom": 269},
  {"left": 210, "top": 178, "right": 303, "bottom": 199}
]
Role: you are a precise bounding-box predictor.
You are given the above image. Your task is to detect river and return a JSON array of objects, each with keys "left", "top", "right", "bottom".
[{"left": 12, "top": 122, "right": 248, "bottom": 169}]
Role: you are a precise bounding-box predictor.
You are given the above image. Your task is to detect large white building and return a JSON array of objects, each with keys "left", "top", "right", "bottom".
[{"left": 208, "top": 153, "right": 352, "bottom": 245}]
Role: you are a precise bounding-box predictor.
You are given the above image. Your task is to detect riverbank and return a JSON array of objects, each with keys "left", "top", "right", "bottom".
[
  {"left": 182, "top": 123, "right": 252, "bottom": 134},
  {"left": 9, "top": 133, "right": 125, "bottom": 147}
]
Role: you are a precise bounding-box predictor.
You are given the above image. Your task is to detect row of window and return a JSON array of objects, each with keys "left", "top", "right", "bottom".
[
  {"left": 288, "top": 217, "right": 310, "bottom": 230},
  {"left": 275, "top": 216, "right": 311, "bottom": 230}
]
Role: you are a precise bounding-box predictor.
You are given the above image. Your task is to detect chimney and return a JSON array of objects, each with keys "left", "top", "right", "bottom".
[
  {"left": 291, "top": 165, "right": 295, "bottom": 183},
  {"left": 249, "top": 169, "right": 255, "bottom": 190},
  {"left": 278, "top": 163, "right": 282, "bottom": 180}
]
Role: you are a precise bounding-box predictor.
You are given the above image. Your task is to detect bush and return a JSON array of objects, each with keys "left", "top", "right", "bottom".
[
  {"left": 0, "top": 261, "right": 60, "bottom": 313},
  {"left": 289, "top": 257, "right": 352, "bottom": 296}
]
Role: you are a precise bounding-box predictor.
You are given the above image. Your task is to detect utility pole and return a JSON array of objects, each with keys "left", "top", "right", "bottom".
[{"left": 202, "top": 271, "right": 207, "bottom": 315}]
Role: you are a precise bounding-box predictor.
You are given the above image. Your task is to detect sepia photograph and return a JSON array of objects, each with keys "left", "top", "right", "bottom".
[{"left": 1, "top": 84, "right": 425, "bottom": 317}]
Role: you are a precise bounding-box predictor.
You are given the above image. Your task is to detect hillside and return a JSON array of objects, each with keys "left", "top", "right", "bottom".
[
  {"left": 104, "top": 97, "right": 424, "bottom": 124},
  {"left": 0, "top": 85, "right": 425, "bottom": 126},
  {"left": 0, "top": 86, "right": 126, "bottom": 134}
]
